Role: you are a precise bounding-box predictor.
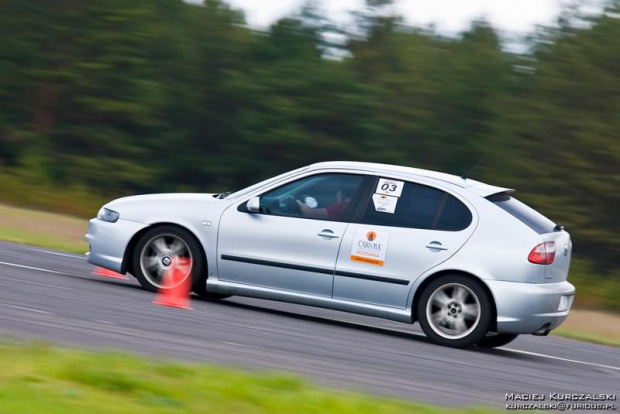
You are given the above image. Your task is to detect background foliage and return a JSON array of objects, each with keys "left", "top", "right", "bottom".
[{"left": 1, "top": 0, "right": 619, "bottom": 300}]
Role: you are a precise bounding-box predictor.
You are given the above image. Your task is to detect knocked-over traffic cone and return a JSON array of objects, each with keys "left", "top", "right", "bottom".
[
  {"left": 92, "top": 266, "right": 127, "bottom": 280},
  {"left": 152, "top": 257, "right": 192, "bottom": 310}
]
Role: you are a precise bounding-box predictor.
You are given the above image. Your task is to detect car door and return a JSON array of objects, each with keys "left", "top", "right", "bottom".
[
  {"left": 217, "top": 173, "right": 366, "bottom": 297},
  {"left": 333, "top": 177, "right": 477, "bottom": 308}
]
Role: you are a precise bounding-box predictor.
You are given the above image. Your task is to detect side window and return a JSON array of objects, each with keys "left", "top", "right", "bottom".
[
  {"left": 360, "top": 181, "right": 444, "bottom": 230},
  {"left": 258, "top": 173, "right": 364, "bottom": 221},
  {"left": 436, "top": 194, "right": 472, "bottom": 231},
  {"left": 359, "top": 180, "right": 472, "bottom": 231}
]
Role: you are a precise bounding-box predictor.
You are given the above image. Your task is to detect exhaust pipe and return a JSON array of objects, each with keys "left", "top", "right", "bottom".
[{"left": 532, "top": 323, "right": 552, "bottom": 336}]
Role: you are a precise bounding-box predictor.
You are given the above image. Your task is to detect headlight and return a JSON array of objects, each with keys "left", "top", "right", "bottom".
[{"left": 97, "top": 207, "right": 120, "bottom": 223}]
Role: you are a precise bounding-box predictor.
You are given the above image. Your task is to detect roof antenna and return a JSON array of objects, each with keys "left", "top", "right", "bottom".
[{"left": 461, "top": 162, "right": 479, "bottom": 180}]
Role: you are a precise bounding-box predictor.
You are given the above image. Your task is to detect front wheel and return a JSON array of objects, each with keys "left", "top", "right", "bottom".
[
  {"left": 476, "top": 333, "right": 519, "bottom": 348},
  {"left": 417, "top": 275, "right": 492, "bottom": 348},
  {"left": 132, "top": 225, "right": 206, "bottom": 294}
]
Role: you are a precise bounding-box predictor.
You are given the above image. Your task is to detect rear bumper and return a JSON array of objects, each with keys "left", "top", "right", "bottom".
[
  {"left": 85, "top": 218, "right": 147, "bottom": 273},
  {"left": 484, "top": 279, "right": 575, "bottom": 334}
]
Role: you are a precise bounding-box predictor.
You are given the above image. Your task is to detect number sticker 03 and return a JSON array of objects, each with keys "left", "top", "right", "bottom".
[{"left": 376, "top": 178, "right": 404, "bottom": 197}]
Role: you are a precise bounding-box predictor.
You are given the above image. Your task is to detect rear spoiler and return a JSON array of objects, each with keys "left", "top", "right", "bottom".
[{"left": 468, "top": 183, "right": 515, "bottom": 198}]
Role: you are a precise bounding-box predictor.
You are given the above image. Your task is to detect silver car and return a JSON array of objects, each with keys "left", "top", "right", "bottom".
[{"left": 86, "top": 162, "right": 575, "bottom": 348}]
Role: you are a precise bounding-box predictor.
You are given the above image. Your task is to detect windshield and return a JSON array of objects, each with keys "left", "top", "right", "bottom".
[{"left": 225, "top": 166, "right": 310, "bottom": 200}]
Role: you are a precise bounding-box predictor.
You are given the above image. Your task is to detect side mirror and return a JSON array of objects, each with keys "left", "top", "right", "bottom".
[{"left": 246, "top": 196, "right": 261, "bottom": 213}]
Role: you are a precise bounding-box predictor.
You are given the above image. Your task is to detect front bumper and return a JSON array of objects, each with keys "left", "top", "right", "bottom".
[
  {"left": 85, "top": 218, "right": 147, "bottom": 273},
  {"left": 484, "top": 279, "right": 575, "bottom": 334}
]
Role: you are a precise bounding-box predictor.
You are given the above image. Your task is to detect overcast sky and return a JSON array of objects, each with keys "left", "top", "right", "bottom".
[{"left": 184, "top": 0, "right": 604, "bottom": 35}]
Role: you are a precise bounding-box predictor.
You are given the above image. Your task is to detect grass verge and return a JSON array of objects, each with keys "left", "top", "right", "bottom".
[
  {"left": 552, "top": 330, "right": 620, "bottom": 348},
  {"left": 552, "top": 309, "right": 620, "bottom": 348},
  {"left": 0, "top": 203, "right": 87, "bottom": 254},
  {"left": 0, "top": 342, "right": 499, "bottom": 414}
]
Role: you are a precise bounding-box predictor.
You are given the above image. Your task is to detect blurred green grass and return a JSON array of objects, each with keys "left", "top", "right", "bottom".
[
  {"left": 0, "top": 170, "right": 107, "bottom": 219},
  {"left": 0, "top": 342, "right": 500, "bottom": 414},
  {"left": 564, "top": 258, "right": 620, "bottom": 313}
]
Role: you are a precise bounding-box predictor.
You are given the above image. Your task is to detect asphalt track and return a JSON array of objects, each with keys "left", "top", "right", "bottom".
[{"left": 0, "top": 240, "right": 618, "bottom": 409}]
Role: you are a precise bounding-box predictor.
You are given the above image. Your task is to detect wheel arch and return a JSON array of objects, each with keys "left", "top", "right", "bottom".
[
  {"left": 411, "top": 269, "right": 497, "bottom": 331},
  {"left": 121, "top": 222, "right": 208, "bottom": 278}
]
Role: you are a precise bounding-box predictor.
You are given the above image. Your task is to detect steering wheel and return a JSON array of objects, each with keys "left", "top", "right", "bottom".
[{"left": 285, "top": 195, "right": 301, "bottom": 216}]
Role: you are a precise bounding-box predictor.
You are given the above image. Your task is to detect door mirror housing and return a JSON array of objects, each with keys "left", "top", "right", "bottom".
[{"left": 247, "top": 196, "right": 261, "bottom": 213}]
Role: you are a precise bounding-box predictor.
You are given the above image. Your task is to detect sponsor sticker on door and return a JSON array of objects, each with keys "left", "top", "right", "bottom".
[{"left": 350, "top": 228, "right": 390, "bottom": 266}]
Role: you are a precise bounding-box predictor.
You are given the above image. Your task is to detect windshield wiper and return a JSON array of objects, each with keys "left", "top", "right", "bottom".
[{"left": 215, "top": 191, "right": 233, "bottom": 199}]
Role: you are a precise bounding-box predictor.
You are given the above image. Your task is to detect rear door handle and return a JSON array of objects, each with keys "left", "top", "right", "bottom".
[
  {"left": 425, "top": 241, "right": 448, "bottom": 251},
  {"left": 318, "top": 229, "right": 340, "bottom": 239}
]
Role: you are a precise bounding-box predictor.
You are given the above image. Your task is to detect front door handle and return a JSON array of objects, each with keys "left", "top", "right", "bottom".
[
  {"left": 318, "top": 229, "right": 340, "bottom": 239},
  {"left": 425, "top": 241, "right": 448, "bottom": 251}
]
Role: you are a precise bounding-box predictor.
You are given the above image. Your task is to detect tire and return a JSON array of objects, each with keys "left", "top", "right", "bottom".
[
  {"left": 476, "top": 333, "right": 519, "bottom": 348},
  {"left": 132, "top": 225, "right": 207, "bottom": 294},
  {"left": 417, "top": 274, "right": 492, "bottom": 348}
]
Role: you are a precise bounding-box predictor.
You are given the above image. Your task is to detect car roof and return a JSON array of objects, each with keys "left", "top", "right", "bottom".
[{"left": 308, "top": 161, "right": 513, "bottom": 198}]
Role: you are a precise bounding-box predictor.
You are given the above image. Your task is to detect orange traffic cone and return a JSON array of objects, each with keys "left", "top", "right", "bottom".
[
  {"left": 92, "top": 266, "right": 127, "bottom": 280},
  {"left": 152, "top": 257, "right": 192, "bottom": 310}
]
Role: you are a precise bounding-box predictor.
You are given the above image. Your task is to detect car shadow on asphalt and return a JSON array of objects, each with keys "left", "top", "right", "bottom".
[
  {"left": 198, "top": 297, "right": 557, "bottom": 363},
  {"left": 82, "top": 276, "right": 144, "bottom": 290},
  {"left": 196, "top": 295, "right": 436, "bottom": 344}
]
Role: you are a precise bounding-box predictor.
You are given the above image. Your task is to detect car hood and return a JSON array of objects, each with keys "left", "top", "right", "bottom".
[
  {"left": 107, "top": 193, "right": 218, "bottom": 209},
  {"left": 103, "top": 193, "right": 226, "bottom": 224}
]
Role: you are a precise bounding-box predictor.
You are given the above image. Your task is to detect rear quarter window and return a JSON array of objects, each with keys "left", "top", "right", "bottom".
[
  {"left": 486, "top": 193, "right": 555, "bottom": 234},
  {"left": 436, "top": 195, "right": 472, "bottom": 231}
]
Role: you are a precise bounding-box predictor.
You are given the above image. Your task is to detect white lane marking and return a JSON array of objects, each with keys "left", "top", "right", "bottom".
[
  {"left": 504, "top": 347, "right": 620, "bottom": 371},
  {"left": 221, "top": 341, "right": 248, "bottom": 347},
  {"left": 2, "top": 304, "right": 52, "bottom": 315},
  {"left": 95, "top": 320, "right": 119, "bottom": 326},
  {"left": 0, "top": 260, "right": 66, "bottom": 275},
  {"left": 32, "top": 249, "right": 86, "bottom": 260}
]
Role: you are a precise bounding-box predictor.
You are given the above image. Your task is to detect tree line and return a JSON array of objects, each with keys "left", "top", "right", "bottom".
[{"left": 0, "top": 0, "right": 619, "bottom": 278}]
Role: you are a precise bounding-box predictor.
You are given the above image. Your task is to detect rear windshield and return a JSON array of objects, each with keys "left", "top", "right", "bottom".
[{"left": 486, "top": 193, "right": 555, "bottom": 234}]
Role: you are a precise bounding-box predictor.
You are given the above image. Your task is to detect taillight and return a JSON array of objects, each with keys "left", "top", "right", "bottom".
[{"left": 528, "top": 241, "right": 556, "bottom": 265}]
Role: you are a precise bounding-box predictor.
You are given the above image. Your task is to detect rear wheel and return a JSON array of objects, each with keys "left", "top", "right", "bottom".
[
  {"left": 476, "top": 333, "right": 519, "bottom": 348},
  {"left": 132, "top": 225, "right": 206, "bottom": 294},
  {"left": 417, "top": 274, "right": 492, "bottom": 348}
]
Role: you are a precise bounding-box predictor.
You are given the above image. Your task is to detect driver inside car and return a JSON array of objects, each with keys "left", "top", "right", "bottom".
[{"left": 295, "top": 187, "right": 353, "bottom": 220}]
